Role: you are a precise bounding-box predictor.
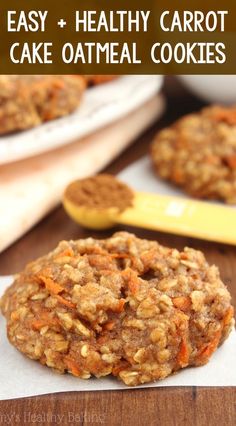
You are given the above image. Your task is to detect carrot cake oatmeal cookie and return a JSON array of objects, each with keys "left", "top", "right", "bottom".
[
  {"left": 1, "top": 232, "right": 234, "bottom": 386},
  {"left": 0, "top": 75, "right": 85, "bottom": 134},
  {"left": 151, "top": 105, "right": 236, "bottom": 203},
  {"left": 84, "top": 75, "right": 118, "bottom": 86}
]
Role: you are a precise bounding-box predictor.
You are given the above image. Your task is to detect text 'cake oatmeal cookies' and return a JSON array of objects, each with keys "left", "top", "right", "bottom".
[
  {"left": 1, "top": 232, "right": 234, "bottom": 386},
  {"left": 0, "top": 75, "right": 85, "bottom": 134},
  {"left": 151, "top": 105, "right": 236, "bottom": 204}
]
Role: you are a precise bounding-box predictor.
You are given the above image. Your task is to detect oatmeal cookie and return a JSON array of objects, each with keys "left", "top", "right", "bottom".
[
  {"left": 0, "top": 75, "right": 85, "bottom": 134},
  {"left": 151, "top": 105, "right": 236, "bottom": 203},
  {"left": 1, "top": 232, "right": 234, "bottom": 386},
  {"left": 84, "top": 75, "right": 118, "bottom": 86}
]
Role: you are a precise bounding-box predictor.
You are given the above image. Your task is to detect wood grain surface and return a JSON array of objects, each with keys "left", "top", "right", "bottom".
[{"left": 0, "top": 77, "right": 235, "bottom": 426}]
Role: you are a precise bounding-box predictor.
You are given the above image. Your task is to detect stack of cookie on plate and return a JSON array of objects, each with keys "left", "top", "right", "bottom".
[{"left": 0, "top": 75, "right": 117, "bottom": 134}]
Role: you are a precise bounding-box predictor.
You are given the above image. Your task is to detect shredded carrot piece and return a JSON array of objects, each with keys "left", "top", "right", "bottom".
[
  {"left": 33, "top": 267, "right": 53, "bottom": 284},
  {"left": 65, "top": 358, "right": 80, "bottom": 376},
  {"left": 97, "top": 336, "right": 108, "bottom": 345},
  {"left": 172, "top": 169, "right": 184, "bottom": 183},
  {"left": 177, "top": 336, "right": 190, "bottom": 367},
  {"left": 173, "top": 296, "right": 191, "bottom": 312},
  {"left": 31, "top": 314, "right": 59, "bottom": 330},
  {"left": 128, "top": 277, "right": 139, "bottom": 295},
  {"left": 113, "top": 299, "right": 126, "bottom": 313},
  {"left": 85, "top": 246, "right": 109, "bottom": 255},
  {"left": 31, "top": 320, "right": 47, "bottom": 330},
  {"left": 197, "top": 330, "right": 222, "bottom": 362},
  {"left": 11, "top": 311, "right": 20, "bottom": 321},
  {"left": 110, "top": 253, "right": 131, "bottom": 260},
  {"left": 56, "top": 295, "right": 76, "bottom": 309},
  {"left": 55, "top": 248, "right": 74, "bottom": 258},
  {"left": 225, "top": 154, "right": 236, "bottom": 169},
  {"left": 122, "top": 268, "right": 139, "bottom": 295},
  {"left": 39, "top": 275, "right": 64, "bottom": 295},
  {"left": 223, "top": 306, "right": 234, "bottom": 326},
  {"left": 31, "top": 319, "right": 57, "bottom": 330},
  {"left": 112, "top": 360, "right": 130, "bottom": 376},
  {"left": 174, "top": 311, "right": 190, "bottom": 367},
  {"left": 104, "top": 321, "right": 115, "bottom": 331},
  {"left": 88, "top": 254, "right": 112, "bottom": 268},
  {"left": 211, "top": 107, "right": 236, "bottom": 125},
  {"left": 205, "top": 155, "right": 219, "bottom": 165},
  {"left": 52, "top": 79, "right": 66, "bottom": 90}
]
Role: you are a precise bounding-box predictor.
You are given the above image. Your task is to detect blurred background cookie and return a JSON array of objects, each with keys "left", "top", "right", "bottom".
[
  {"left": 83, "top": 75, "right": 118, "bottom": 86},
  {"left": 0, "top": 75, "right": 85, "bottom": 134},
  {"left": 151, "top": 105, "right": 236, "bottom": 203}
]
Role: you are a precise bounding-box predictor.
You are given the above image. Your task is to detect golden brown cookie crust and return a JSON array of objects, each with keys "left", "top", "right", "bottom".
[
  {"left": 1, "top": 232, "right": 234, "bottom": 386},
  {"left": 151, "top": 106, "right": 236, "bottom": 203},
  {"left": 0, "top": 75, "right": 85, "bottom": 134}
]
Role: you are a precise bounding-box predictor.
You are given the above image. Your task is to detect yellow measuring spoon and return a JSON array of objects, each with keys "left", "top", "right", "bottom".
[{"left": 63, "top": 174, "right": 236, "bottom": 245}]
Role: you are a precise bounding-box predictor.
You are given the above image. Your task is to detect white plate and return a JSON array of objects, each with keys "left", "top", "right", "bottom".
[
  {"left": 0, "top": 75, "right": 163, "bottom": 165},
  {"left": 178, "top": 75, "right": 236, "bottom": 104}
]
